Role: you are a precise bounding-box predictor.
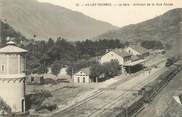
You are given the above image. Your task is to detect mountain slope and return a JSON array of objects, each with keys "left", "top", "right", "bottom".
[
  {"left": 0, "top": 20, "right": 28, "bottom": 46},
  {"left": 1, "top": 0, "right": 117, "bottom": 41},
  {"left": 95, "top": 8, "right": 182, "bottom": 43}
]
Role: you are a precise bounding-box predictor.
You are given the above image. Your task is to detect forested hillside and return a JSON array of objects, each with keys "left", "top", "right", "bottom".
[
  {"left": 0, "top": 20, "right": 28, "bottom": 46},
  {"left": 95, "top": 8, "right": 182, "bottom": 44},
  {"left": 0, "top": 20, "right": 124, "bottom": 75}
]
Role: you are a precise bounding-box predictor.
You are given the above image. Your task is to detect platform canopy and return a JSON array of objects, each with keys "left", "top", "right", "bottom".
[{"left": 124, "top": 59, "right": 146, "bottom": 66}]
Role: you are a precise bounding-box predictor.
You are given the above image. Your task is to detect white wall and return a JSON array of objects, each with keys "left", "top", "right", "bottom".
[
  {"left": 0, "top": 79, "right": 25, "bottom": 113},
  {"left": 0, "top": 54, "right": 25, "bottom": 75},
  {"left": 100, "top": 51, "right": 124, "bottom": 65},
  {"left": 0, "top": 54, "right": 8, "bottom": 75},
  {"left": 73, "top": 71, "right": 90, "bottom": 83},
  {"left": 0, "top": 53, "right": 26, "bottom": 113}
]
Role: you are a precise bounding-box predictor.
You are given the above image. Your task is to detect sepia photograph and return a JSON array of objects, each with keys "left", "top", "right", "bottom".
[{"left": 0, "top": 0, "right": 182, "bottom": 116}]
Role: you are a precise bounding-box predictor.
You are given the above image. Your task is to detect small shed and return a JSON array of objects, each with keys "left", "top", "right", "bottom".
[
  {"left": 73, "top": 67, "right": 92, "bottom": 83},
  {"left": 26, "top": 74, "right": 44, "bottom": 84}
]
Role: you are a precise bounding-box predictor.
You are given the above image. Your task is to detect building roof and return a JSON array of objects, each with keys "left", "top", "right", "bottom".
[
  {"left": 0, "top": 41, "right": 27, "bottom": 53},
  {"left": 112, "top": 48, "right": 131, "bottom": 57},
  {"left": 125, "top": 59, "right": 145, "bottom": 66},
  {"left": 79, "top": 67, "right": 90, "bottom": 75},
  {"left": 180, "top": 95, "right": 182, "bottom": 104},
  {"left": 173, "top": 95, "right": 182, "bottom": 105},
  {"left": 129, "top": 44, "right": 148, "bottom": 54},
  {"left": 130, "top": 55, "right": 140, "bottom": 61}
]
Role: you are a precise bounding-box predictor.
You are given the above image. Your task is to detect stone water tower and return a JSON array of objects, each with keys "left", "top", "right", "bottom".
[{"left": 0, "top": 41, "right": 27, "bottom": 113}]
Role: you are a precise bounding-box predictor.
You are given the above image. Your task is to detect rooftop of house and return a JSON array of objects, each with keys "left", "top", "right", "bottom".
[
  {"left": 130, "top": 55, "right": 141, "bottom": 61},
  {"left": 129, "top": 44, "right": 149, "bottom": 54},
  {"left": 180, "top": 95, "right": 182, "bottom": 104},
  {"left": 173, "top": 95, "right": 182, "bottom": 105},
  {"left": 0, "top": 41, "right": 27, "bottom": 53},
  {"left": 79, "top": 67, "right": 90, "bottom": 75},
  {"left": 112, "top": 48, "right": 132, "bottom": 57}
]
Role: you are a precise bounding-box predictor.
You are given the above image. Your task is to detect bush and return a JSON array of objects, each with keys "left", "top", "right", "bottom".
[
  {"left": 51, "top": 60, "right": 62, "bottom": 76},
  {"left": 141, "top": 40, "right": 164, "bottom": 49},
  {"left": 43, "top": 78, "right": 69, "bottom": 85},
  {"left": 36, "top": 97, "right": 58, "bottom": 112},
  {"left": 66, "top": 59, "right": 98, "bottom": 76},
  {"left": 37, "top": 103, "right": 57, "bottom": 112},
  {"left": 26, "top": 90, "right": 52, "bottom": 111},
  {"left": 90, "top": 60, "right": 121, "bottom": 82},
  {"left": 43, "top": 78, "right": 58, "bottom": 85},
  {"left": 0, "top": 97, "right": 11, "bottom": 114}
]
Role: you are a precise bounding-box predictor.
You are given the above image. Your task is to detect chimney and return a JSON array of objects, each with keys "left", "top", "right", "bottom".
[
  {"left": 105, "top": 49, "right": 109, "bottom": 53},
  {"left": 6, "top": 37, "right": 10, "bottom": 41},
  {"left": 7, "top": 41, "right": 16, "bottom": 45}
]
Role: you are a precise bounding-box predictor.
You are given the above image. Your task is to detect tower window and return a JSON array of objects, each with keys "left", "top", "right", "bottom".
[
  {"left": 129, "top": 50, "right": 131, "bottom": 53},
  {"left": 31, "top": 77, "right": 34, "bottom": 82},
  {"left": 1, "top": 65, "right": 4, "bottom": 71},
  {"left": 83, "top": 77, "right": 85, "bottom": 83},
  {"left": 77, "top": 77, "right": 80, "bottom": 83}
]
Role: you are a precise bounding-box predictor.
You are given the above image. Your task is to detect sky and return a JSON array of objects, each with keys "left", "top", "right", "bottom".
[{"left": 38, "top": 0, "right": 182, "bottom": 27}]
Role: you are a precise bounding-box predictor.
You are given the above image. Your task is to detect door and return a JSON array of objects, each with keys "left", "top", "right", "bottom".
[{"left": 22, "top": 99, "right": 25, "bottom": 112}]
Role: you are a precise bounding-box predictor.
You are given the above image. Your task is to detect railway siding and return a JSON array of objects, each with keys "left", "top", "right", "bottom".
[{"left": 52, "top": 61, "right": 167, "bottom": 117}]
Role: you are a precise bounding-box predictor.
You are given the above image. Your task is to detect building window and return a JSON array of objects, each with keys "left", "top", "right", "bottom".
[
  {"left": 129, "top": 50, "right": 131, "bottom": 53},
  {"left": 83, "top": 77, "right": 85, "bottom": 83},
  {"left": 77, "top": 77, "right": 80, "bottom": 83},
  {"left": 31, "top": 77, "right": 34, "bottom": 82}
]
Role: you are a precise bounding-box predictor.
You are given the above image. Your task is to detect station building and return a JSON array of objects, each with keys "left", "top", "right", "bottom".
[
  {"left": 100, "top": 47, "right": 147, "bottom": 74},
  {"left": 124, "top": 44, "right": 149, "bottom": 57}
]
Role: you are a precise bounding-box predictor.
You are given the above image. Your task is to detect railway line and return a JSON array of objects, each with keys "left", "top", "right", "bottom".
[
  {"left": 52, "top": 62, "right": 167, "bottom": 117},
  {"left": 88, "top": 67, "right": 167, "bottom": 117}
]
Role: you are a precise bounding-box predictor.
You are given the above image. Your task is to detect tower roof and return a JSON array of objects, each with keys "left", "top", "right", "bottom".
[{"left": 0, "top": 41, "right": 27, "bottom": 53}]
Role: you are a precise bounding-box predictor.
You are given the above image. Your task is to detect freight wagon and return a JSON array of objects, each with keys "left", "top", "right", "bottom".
[
  {"left": 139, "top": 62, "right": 182, "bottom": 103},
  {"left": 100, "top": 61, "right": 182, "bottom": 117},
  {"left": 100, "top": 96, "right": 144, "bottom": 117}
]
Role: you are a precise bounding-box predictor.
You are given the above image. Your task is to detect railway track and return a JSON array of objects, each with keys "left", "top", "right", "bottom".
[
  {"left": 88, "top": 67, "right": 167, "bottom": 117},
  {"left": 53, "top": 65, "right": 167, "bottom": 117}
]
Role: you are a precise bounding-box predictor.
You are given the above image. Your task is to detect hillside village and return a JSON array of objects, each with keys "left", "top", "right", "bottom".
[{"left": 0, "top": 1, "right": 182, "bottom": 116}]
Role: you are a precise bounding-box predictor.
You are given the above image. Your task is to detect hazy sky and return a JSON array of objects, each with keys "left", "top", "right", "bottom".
[{"left": 38, "top": 0, "right": 182, "bottom": 27}]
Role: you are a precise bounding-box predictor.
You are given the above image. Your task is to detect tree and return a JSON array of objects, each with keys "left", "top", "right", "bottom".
[
  {"left": 33, "top": 34, "right": 37, "bottom": 38},
  {"left": 90, "top": 60, "right": 121, "bottom": 82},
  {"left": 90, "top": 64, "right": 104, "bottom": 81},
  {"left": 37, "top": 64, "right": 48, "bottom": 74},
  {"left": 47, "top": 38, "right": 54, "bottom": 48},
  {"left": 51, "top": 60, "right": 62, "bottom": 77},
  {"left": 66, "top": 59, "right": 98, "bottom": 76},
  {"left": 141, "top": 40, "right": 164, "bottom": 49}
]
